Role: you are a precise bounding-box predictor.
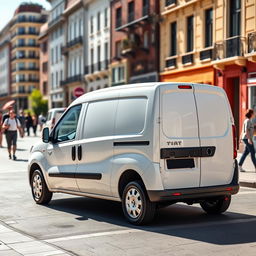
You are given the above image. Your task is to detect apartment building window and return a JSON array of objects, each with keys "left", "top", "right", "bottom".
[
  {"left": 90, "top": 16, "right": 94, "bottom": 34},
  {"left": 79, "top": 18, "right": 83, "bottom": 35},
  {"left": 104, "top": 8, "right": 108, "bottom": 28},
  {"left": 143, "top": 0, "right": 149, "bottom": 16},
  {"left": 56, "top": 71, "right": 58, "bottom": 87},
  {"left": 42, "top": 41, "right": 47, "bottom": 53},
  {"left": 18, "top": 39, "right": 25, "bottom": 46},
  {"left": 205, "top": 8, "right": 213, "bottom": 47},
  {"left": 60, "top": 70, "right": 63, "bottom": 81},
  {"left": 186, "top": 15, "right": 194, "bottom": 52},
  {"left": 90, "top": 48, "right": 94, "bottom": 72},
  {"left": 128, "top": 1, "right": 135, "bottom": 22},
  {"left": 51, "top": 73, "right": 54, "bottom": 89},
  {"left": 28, "top": 39, "right": 36, "bottom": 46},
  {"left": 97, "top": 12, "right": 101, "bottom": 31},
  {"left": 28, "top": 27, "right": 36, "bottom": 34},
  {"left": 43, "top": 81, "right": 47, "bottom": 95},
  {"left": 116, "top": 41, "right": 121, "bottom": 58},
  {"left": 42, "top": 62, "right": 48, "bottom": 73},
  {"left": 97, "top": 45, "right": 101, "bottom": 70},
  {"left": 229, "top": 0, "right": 241, "bottom": 37},
  {"left": 18, "top": 27, "right": 25, "bottom": 35},
  {"left": 51, "top": 48, "right": 54, "bottom": 64},
  {"left": 143, "top": 31, "right": 149, "bottom": 48},
  {"left": 116, "top": 7, "right": 122, "bottom": 28},
  {"left": 170, "top": 21, "right": 177, "bottom": 56},
  {"left": 112, "top": 66, "right": 125, "bottom": 85},
  {"left": 74, "top": 21, "right": 77, "bottom": 38},
  {"left": 55, "top": 46, "right": 58, "bottom": 63},
  {"left": 104, "top": 42, "right": 108, "bottom": 61}
]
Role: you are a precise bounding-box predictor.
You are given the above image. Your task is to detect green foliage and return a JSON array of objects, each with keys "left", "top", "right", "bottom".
[{"left": 29, "top": 90, "right": 48, "bottom": 116}]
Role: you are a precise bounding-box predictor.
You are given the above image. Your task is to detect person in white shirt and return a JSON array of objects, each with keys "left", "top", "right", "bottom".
[{"left": 3, "top": 110, "right": 23, "bottom": 160}]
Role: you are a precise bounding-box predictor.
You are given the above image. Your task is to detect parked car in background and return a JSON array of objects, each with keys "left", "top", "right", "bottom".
[
  {"left": 44, "top": 108, "right": 65, "bottom": 130},
  {"left": 28, "top": 83, "right": 239, "bottom": 225}
]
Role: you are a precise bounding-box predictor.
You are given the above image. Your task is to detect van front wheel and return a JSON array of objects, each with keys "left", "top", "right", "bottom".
[
  {"left": 31, "top": 170, "right": 52, "bottom": 205},
  {"left": 122, "top": 181, "right": 156, "bottom": 225},
  {"left": 200, "top": 195, "right": 231, "bottom": 214}
]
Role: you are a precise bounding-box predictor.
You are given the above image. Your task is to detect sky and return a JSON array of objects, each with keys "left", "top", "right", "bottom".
[{"left": 0, "top": 0, "right": 51, "bottom": 30}]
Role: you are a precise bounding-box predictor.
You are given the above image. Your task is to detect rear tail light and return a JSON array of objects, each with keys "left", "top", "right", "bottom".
[
  {"left": 172, "top": 193, "right": 181, "bottom": 196},
  {"left": 232, "top": 124, "right": 237, "bottom": 159},
  {"left": 178, "top": 85, "right": 192, "bottom": 89}
]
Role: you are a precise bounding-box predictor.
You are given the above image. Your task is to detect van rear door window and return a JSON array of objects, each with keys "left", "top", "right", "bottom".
[{"left": 115, "top": 97, "right": 147, "bottom": 135}]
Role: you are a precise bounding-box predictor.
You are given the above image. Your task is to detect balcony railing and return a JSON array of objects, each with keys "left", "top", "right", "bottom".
[
  {"left": 11, "top": 56, "right": 39, "bottom": 61},
  {"left": 165, "top": 57, "right": 177, "bottom": 68},
  {"left": 200, "top": 48, "right": 213, "bottom": 61},
  {"left": 12, "top": 44, "right": 39, "bottom": 49},
  {"left": 48, "top": 15, "right": 63, "bottom": 29},
  {"left": 12, "top": 67, "right": 39, "bottom": 72},
  {"left": 248, "top": 32, "right": 256, "bottom": 53},
  {"left": 213, "top": 36, "right": 245, "bottom": 60},
  {"left": 12, "top": 17, "right": 46, "bottom": 25},
  {"left": 62, "top": 36, "right": 83, "bottom": 54},
  {"left": 84, "top": 60, "right": 109, "bottom": 75},
  {"left": 11, "top": 31, "right": 39, "bottom": 38},
  {"left": 61, "top": 75, "right": 83, "bottom": 85},
  {"left": 12, "top": 79, "right": 39, "bottom": 83},
  {"left": 166, "top": 0, "right": 176, "bottom": 7},
  {"left": 182, "top": 53, "right": 194, "bottom": 64}
]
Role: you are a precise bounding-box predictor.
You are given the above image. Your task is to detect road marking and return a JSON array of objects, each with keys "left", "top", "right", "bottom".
[{"left": 44, "top": 217, "right": 256, "bottom": 243}]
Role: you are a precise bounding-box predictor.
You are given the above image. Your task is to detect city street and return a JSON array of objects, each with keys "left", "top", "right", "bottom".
[{"left": 0, "top": 136, "right": 256, "bottom": 256}]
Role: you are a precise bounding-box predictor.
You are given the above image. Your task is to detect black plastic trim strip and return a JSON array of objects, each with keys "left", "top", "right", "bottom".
[
  {"left": 48, "top": 172, "right": 102, "bottom": 180},
  {"left": 113, "top": 141, "right": 150, "bottom": 146},
  {"left": 161, "top": 146, "right": 216, "bottom": 159}
]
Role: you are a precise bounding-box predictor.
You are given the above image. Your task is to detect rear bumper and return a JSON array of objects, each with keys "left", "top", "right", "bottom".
[{"left": 148, "top": 160, "right": 239, "bottom": 202}]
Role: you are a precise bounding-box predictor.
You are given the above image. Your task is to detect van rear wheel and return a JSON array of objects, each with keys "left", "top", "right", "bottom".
[
  {"left": 122, "top": 181, "right": 156, "bottom": 225},
  {"left": 200, "top": 195, "right": 231, "bottom": 214},
  {"left": 31, "top": 170, "right": 52, "bottom": 205}
]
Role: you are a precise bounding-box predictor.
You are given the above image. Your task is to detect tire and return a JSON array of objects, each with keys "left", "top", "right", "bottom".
[
  {"left": 31, "top": 169, "right": 52, "bottom": 205},
  {"left": 122, "top": 180, "right": 156, "bottom": 225},
  {"left": 200, "top": 195, "right": 231, "bottom": 214}
]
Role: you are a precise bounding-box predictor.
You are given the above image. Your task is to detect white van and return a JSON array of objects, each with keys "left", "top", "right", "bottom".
[{"left": 28, "top": 83, "right": 239, "bottom": 225}]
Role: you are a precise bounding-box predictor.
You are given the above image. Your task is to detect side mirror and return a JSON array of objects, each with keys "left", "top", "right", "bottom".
[{"left": 42, "top": 127, "right": 50, "bottom": 143}]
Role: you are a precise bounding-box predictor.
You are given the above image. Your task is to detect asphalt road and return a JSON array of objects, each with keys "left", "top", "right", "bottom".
[{"left": 0, "top": 136, "right": 256, "bottom": 256}]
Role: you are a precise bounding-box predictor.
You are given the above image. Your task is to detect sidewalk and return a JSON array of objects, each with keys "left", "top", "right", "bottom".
[{"left": 237, "top": 153, "right": 256, "bottom": 188}]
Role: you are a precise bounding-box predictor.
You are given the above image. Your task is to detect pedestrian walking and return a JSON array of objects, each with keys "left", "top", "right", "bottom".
[
  {"left": 32, "top": 114, "right": 38, "bottom": 136},
  {"left": 239, "top": 109, "right": 256, "bottom": 172},
  {"left": 0, "top": 111, "right": 3, "bottom": 147},
  {"left": 25, "top": 112, "right": 33, "bottom": 136},
  {"left": 2, "top": 110, "right": 23, "bottom": 160},
  {"left": 18, "top": 110, "right": 26, "bottom": 137}
]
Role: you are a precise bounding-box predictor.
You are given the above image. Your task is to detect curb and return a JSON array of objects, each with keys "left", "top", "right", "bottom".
[{"left": 240, "top": 181, "right": 256, "bottom": 188}]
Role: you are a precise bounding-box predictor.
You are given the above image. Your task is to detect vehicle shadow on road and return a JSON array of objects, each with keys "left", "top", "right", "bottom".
[
  {"left": 14, "top": 159, "right": 28, "bottom": 162},
  {"left": 46, "top": 196, "right": 256, "bottom": 245}
]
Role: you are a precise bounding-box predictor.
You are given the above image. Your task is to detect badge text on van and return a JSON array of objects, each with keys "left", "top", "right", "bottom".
[{"left": 166, "top": 140, "right": 183, "bottom": 146}]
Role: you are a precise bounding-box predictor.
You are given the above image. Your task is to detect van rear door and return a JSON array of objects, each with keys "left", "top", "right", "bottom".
[
  {"left": 193, "top": 84, "right": 234, "bottom": 187},
  {"left": 159, "top": 84, "right": 200, "bottom": 189}
]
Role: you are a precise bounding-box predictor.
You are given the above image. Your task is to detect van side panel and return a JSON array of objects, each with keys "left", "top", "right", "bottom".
[{"left": 194, "top": 85, "right": 234, "bottom": 187}]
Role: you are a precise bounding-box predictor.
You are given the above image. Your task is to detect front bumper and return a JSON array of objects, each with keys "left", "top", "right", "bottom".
[{"left": 148, "top": 160, "right": 239, "bottom": 202}]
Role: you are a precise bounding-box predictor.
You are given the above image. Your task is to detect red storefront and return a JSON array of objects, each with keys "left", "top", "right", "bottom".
[{"left": 215, "top": 60, "right": 256, "bottom": 137}]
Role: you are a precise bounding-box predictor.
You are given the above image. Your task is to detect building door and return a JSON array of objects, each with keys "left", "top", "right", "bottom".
[{"left": 227, "top": 77, "right": 240, "bottom": 140}]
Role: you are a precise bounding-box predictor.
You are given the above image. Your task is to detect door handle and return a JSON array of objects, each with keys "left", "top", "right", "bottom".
[
  {"left": 77, "top": 145, "right": 82, "bottom": 161},
  {"left": 71, "top": 146, "right": 76, "bottom": 161}
]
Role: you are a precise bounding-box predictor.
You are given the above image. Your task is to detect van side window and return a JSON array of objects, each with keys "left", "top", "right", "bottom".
[
  {"left": 115, "top": 97, "right": 147, "bottom": 135},
  {"left": 84, "top": 100, "right": 117, "bottom": 138},
  {"left": 54, "top": 105, "right": 82, "bottom": 142}
]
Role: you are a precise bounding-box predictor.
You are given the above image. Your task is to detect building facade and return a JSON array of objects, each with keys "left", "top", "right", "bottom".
[
  {"left": 38, "top": 22, "right": 49, "bottom": 101},
  {"left": 160, "top": 0, "right": 215, "bottom": 85},
  {"left": 47, "top": 0, "right": 66, "bottom": 108},
  {"left": 62, "top": 0, "right": 85, "bottom": 104},
  {"left": 10, "top": 3, "right": 46, "bottom": 110},
  {"left": 110, "top": 0, "right": 159, "bottom": 86},
  {"left": 83, "top": 0, "right": 110, "bottom": 92},
  {"left": 213, "top": 0, "right": 256, "bottom": 136},
  {"left": 0, "top": 22, "right": 11, "bottom": 106}
]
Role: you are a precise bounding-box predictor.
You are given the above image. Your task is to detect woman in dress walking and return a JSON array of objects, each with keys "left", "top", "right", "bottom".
[{"left": 239, "top": 109, "right": 256, "bottom": 172}]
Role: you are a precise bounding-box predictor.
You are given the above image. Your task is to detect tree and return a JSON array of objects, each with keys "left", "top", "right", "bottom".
[{"left": 29, "top": 90, "right": 48, "bottom": 116}]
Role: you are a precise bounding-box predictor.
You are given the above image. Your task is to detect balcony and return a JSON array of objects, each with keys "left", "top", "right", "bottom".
[
  {"left": 12, "top": 67, "right": 39, "bottom": 72},
  {"left": 165, "top": 56, "right": 177, "bottom": 69},
  {"left": 12, "top": 17, "right": 46, "bottom": 26},
  {"left": 84, "top": 60, "right": 109, "bottom": 79},
  {"left": 131, "top": 60, "right": 155, "bottom": 77},
  {"left": 61, "top": 75, "right": 83, "bottom": 86},
  {"left": 48, "top": 15, "right": 64, "bottom": 30},
  {"left": 62, "top": 36, "right": 83, "bottom": 54},
  {"left": 121, "top": 38, "right": 138, "bottom": 57},
  {"left": 11, "top": 31, "right": 39, "bottom": 39},
  {"left": 182, "top": 53, "right": 194, "bottom": 65},
  {"left": 213, "top": 36, "right": 246, "bottom": 70},
  {"left": 11, "top": 56, "right": 39, "bottom": 61},
  {"left": 200, "top": 48, "right": 213, "bottom": 61},
  {"left": 12, "top": 78, "right": 39, "bottom": 83},
  {"left": 165, "top": 0, "right": 177, "bottom": 7},
  {"left": 12, "top": 44, "right": 39, "bottom": 50},
  {"left": 246, "top": 32, "right": 256, "bottom": 62}
]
